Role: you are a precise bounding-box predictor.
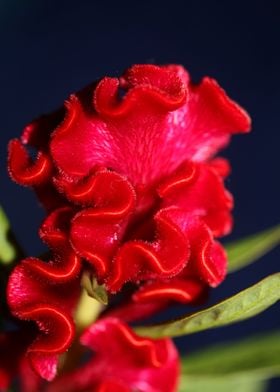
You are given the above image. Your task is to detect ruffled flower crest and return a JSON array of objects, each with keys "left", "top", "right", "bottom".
[{"left": 6, "top": 64, "right": 251, "bottom": 382}]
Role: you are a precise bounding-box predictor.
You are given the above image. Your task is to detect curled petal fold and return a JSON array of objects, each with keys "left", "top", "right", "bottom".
[
  {"left": 8, "top": 139, "right": 52, "bottom": 186},
  {"left": 39, "top": 207, "right": 75, "bottom": 248},
  {"left": 184, "top": 77, "right": 251, "bottom": 162},
  {"left": 162, "top": 209, "right": 227, "bottom": 287},
  {"left": 32, "top": 207, "right": 82, "bottom": 282},
  {"left": 7, "top": 261, "right": 79, "bottom": 381},
  {"left": 69, "top": 171, "right": 136, "bottom": 277},
  {"left": 192, "top": 231, "right": 227, "bottom": 287},
  {"left": 186, "top": 219, "right": 227, "bottom": 287},
  {"left": 133, "top": 278, "right": 205, "bottom": 304},
  {"left": 22, "top": 253, "right": 80, "bottom": 284},
  {"left": 94, "top": 64, "right": 187, "bottom": 117},
  {"left": 21, "top": 306, "right": 74, "bottom": 380},
  {"left": 157, "top": 161, "right": 198, "bottom": 197},
  {"left": 107, "top": 208, "right": 190, "bottom": 292},
  {"left": 160, "top": 161, "right": 233, "bottom": 237},
  {"left": 55, "top": 169, "right": 136, "bottom": 210}
]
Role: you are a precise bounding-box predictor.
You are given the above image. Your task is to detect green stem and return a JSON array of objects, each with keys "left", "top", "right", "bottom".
[{"left": 75, "top": 288, "right": 104, "bottom": 334}]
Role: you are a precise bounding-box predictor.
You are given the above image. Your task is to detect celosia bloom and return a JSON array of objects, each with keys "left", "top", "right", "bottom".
[
  {"left": 7, "top": 64, "right": 251, "bottom": 381},
  {"left": 0, "top": 318, "right": 178, "bottom": 392},
  {"left": 46, "top": 317, "right": 179, "bottom": 392}
]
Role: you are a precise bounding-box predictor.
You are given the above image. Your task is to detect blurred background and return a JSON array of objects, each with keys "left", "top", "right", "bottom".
[{"left": 0, "top": 0, "right": 279, "bottom": 390}]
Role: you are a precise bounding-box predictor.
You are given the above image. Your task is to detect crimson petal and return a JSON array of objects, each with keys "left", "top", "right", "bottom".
[
  {"left": 133, "top": 278, "right": 205, "bottom": 304},
  {"left": 183, "top": 77, "right": 251, "bottom": 162},
  {"left": 50, "top": 65, "right": 250, "bottom": 188},
  {"left": 107, "top": 208, "right": 190, "bottom": 292},
  {"left": 29, "top": 207, "right": 82, "bottom": 283},
  {"left": 69, "top": 171, "right": 136, "bottom": 278},
  {"left": 94, "top": 64, "right": 187, "bottom": 117},
  {"left": 8, "top": 139, "right": 52, "bottom": 186},
  {"left": 159, "top": 161, "right": 233, "bottom": 237},
  {"left": 7, "top": 261, "right": 79, "bottom": 381}
]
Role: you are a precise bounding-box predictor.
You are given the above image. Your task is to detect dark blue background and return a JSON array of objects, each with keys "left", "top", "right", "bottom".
[{"left": 0, "top": 0, "right": 279, "bottom": 390}]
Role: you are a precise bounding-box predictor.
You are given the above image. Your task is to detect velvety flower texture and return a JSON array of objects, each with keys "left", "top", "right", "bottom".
[
  {"left": 8, "top": 64, "right": 250, "bottom": 293},
  {"left": 0, "top": 319, "right": 178, "bottom": 392},
  {"left": 7, "top": 64, "right": 251, "bottom": 382},
  {"left": 46, "top": 318, "right": 179, "bottom": 392}
]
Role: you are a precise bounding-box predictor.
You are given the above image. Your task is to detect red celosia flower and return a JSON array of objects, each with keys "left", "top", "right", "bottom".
[
  {"left": 8, "top": 64, "right": 250, "bottom": 295},
  {"left": 7, "top": 64, "right": 251, "bottom": 381},
  {"left": 0, "top": 318, "right": 178, "bottom": 391},
  {"left": 46, "top": 317, "right": 179, "bottom": 392}
]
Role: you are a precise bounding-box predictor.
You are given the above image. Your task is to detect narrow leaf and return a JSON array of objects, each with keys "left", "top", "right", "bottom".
[
  {"left": 179, "top": 377, "right": 267, "bottom": 392},
  {"left": 181, "top": 331, "right": 280, "bottom": 379},
  {"left": 135, "top": 273, "right": 280, "bottom": 338},
  {"left": 226, "top": 225, "right": 280, "bottom": 273},
  {"left": 0, "top": 207, "right": 17, "bottom": 264}
]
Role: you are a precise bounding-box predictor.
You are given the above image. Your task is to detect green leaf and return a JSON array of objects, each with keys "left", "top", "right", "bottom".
[
  {"left": 179, "top": 332, "right": 280, "bottom": 392},
  {"left": 181, "top": 331, "right": 280, "bottom": 379},
  {"left": 81, "top": 271, "right": 108, "bottom": 305},
  {"left": 179, "top": 377, "right": 267, "bottom": 392},
  {"left": 226, "top": 225, "right": 280, "bottom": 273},
  {"left": 179, "top": 331, "right": 280, "bottom": 392},
  {"left": 0, "top": 207, "right": 17, "bottom": 264},
  {"left": 135, "top": 273, "right": 280, "bottom": 338}
]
